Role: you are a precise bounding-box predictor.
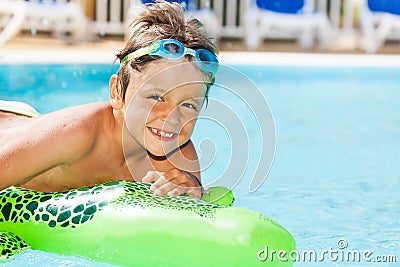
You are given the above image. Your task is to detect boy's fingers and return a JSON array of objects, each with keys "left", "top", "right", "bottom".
[
  {"left": 186, "top": 188, "right": 202, "bottom": 199},
  {"left": 144, "top": 169, "right": 201, "bottom": 198},
  {"left": 167, "top": 187, "right": 186, "bottom": 197},
  {"left": 150, "top": 175, "right": 169, "bottom": 191},
  {"left": 142, "top": 171, "right": 162, "bottom": 183},
  {"left": 154, "top": 181, "right": 177, "bottom": 196},
  {"left": 163, "top": 169, "right": 181, "bottom": 183},
  {"left": 164, "top": 169, "right": 198, "bottom": 188}
]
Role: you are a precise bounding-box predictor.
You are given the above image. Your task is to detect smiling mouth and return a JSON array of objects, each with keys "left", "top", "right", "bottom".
[{"left": 148, "top": 127, "right": 178, "bottom": 141}]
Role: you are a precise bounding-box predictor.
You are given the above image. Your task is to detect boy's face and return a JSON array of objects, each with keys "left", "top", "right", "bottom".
[{"left": 124, "top": 61, "right": 207, "bottom": 156}]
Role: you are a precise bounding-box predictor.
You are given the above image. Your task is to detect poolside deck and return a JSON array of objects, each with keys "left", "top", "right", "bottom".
[{"left": 2, "top": 33, "right": 399, "bottom": 55}]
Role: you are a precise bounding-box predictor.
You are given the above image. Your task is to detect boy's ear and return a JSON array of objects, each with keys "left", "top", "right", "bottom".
[{"left": 109, "top": 74, "right": 123, "bottom": 110}]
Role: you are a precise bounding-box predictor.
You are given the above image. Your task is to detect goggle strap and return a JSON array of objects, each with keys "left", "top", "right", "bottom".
[
  {"left": 183, "top": 47, "right": 196, "bottom": 58},
  {"left": 121, "top": 47, "right": 150, "bottom": 64}
]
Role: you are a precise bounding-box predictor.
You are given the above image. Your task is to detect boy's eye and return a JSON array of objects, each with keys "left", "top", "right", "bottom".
[
  {"left": 148, "top": 94, "right": 163, "bottom": 101},
  {"left": 182, "top": 102, "right": 199, "bottom": 112}
]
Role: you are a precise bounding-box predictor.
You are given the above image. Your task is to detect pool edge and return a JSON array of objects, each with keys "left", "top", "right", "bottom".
[{"left": 1, "top": 50, "right": 400, "bottom": 67}]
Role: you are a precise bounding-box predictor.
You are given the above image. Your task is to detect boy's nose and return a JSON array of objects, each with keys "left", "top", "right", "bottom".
[{"left": 161, "top": 105, "right": 180, "bottom": 126}]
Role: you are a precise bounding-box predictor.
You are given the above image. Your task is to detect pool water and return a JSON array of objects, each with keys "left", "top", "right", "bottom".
[{"left": 0, "top": 64, "right": 399, "bottom": 266}]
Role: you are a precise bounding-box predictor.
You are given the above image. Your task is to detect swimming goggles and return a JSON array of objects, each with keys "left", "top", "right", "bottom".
[{"left": 120, "top": 39, "right": 219, "bottom": 76}]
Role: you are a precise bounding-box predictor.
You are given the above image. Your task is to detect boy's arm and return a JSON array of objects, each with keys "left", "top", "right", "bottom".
[{"left": 0, "top": 106, "right": 98, "bottom": 189}]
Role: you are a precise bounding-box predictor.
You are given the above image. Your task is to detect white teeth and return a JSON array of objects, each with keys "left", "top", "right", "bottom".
[
  {"left": 150, "top": 127, "right": 174, "bottom": 138},
  {"left": 160, "top": 131, "right": 173, "bottom": 138}
]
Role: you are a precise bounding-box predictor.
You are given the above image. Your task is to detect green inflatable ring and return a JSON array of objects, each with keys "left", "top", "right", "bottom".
[{"left": 0, "top": 181, "right": 295, "bottom": 266}]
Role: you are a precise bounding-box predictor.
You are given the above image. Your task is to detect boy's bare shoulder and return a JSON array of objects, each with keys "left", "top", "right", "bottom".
[
  {"left": 9, "top": 102, "right": 115, "bottom": 149},
  {"left": 58, "top": 102, "right": 112, "bottom": 117},
  {"left": 76, "top": 102, "right": 116, "bottom": 135},
  {"left": 43, "top": 102, "right": 113, "bottom": 129}
]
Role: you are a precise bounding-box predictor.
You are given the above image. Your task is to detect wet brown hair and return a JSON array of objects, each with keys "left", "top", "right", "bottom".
[{"left": 115, "top": 1, "right": 219, "bottom": 101}]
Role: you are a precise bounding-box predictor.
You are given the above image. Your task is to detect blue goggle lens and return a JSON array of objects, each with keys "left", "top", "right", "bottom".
[
  {"left": 196, "top": 49, "right": 218, "bottom": 74},
  {"left": 162, "top": 42, "right": 183, "bottom": 54},
  {"left": 197, "top": 49, "right": 217, "bottom": 63}
]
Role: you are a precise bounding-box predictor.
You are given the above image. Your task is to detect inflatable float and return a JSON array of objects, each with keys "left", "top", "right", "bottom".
[{"left": 0, "top": 181, "right": 295, "bottom": 266}]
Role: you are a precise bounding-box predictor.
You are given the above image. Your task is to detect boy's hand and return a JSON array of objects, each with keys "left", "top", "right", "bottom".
[{"left": 142, "top": 169, "right": 202, "bottom": 199}]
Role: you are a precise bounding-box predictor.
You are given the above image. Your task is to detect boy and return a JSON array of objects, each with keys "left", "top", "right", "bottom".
[{"left": 0, "top": 1, "right": 219, "bottom": 199}]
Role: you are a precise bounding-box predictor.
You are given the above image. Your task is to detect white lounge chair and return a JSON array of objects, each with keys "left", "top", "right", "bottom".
[
  {"left": 0, "top": 1, "right": 26, "bottom": 46},
  {"left": 125, "top": 0, "right": 220, "bottom": 40},
  {"left": 360, "top": 0, "right": 400, "bottom": 53},
  {"left": 0, "top": 0, "right": 87, "bottom": 46},
  {"left": 244, "top": 0, "right": 332, "bottom": 50}
]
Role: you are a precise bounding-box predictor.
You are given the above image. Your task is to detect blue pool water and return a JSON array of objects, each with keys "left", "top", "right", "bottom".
[{"left": 0, "top": 63, "right": 399, "bottom": 266}]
